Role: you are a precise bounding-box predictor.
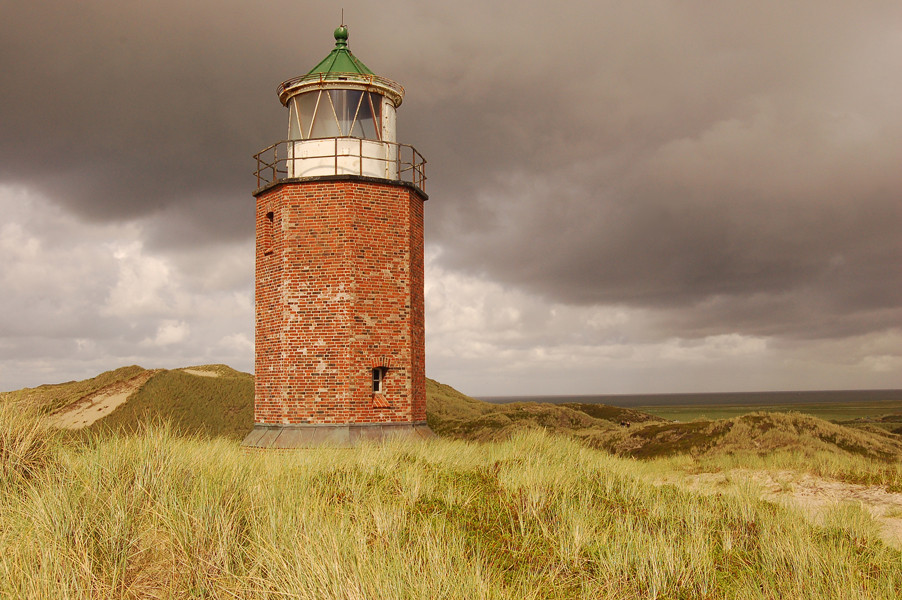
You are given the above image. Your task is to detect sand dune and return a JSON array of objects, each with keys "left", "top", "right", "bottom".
[{"left": 47, "top": 370, "right": 156, "bottom": 429}]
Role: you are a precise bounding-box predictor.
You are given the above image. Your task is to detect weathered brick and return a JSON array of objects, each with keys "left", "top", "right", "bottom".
[{"left": 254, "top": 178, "right": 426, "bottom": 425}]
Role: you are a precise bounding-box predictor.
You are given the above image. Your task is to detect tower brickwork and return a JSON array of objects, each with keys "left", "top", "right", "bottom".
[{"left": 253, "top": 179, "right": 426, "bottom": 426}]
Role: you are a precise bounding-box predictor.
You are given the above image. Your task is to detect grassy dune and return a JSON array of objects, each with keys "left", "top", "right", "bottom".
[
  {"left": 95, "top": 366, "right": 254, "bottom": 440},
  {"left": 3, "top": 372, "right": 902, "bottom": 596},
  {"left": 1, "top": 404, "right": 901, "bottom": 599},
  {"left": 628, "top": 390, "right": 902, "bottom": 427},
  {"left": 593, "top": 411, "right": 902, "bottom": 459},
  {"left": 0, "top": 365, "right": 146, "bottom": 414},
  {"left": 429, "top": 386, "right": 902, "bottom": 478},
  {"left": 426, "top": 379, "right": 663, "bottom": 442},
  {"left": 6, "top": 367, "right": 902, "bottom": 491}
]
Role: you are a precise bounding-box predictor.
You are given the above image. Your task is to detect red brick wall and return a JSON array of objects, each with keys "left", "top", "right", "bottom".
[{"left": 254, "top": 178, "right": 426, "bottom": 425}]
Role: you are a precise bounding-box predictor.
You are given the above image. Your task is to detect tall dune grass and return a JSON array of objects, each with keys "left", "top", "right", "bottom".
[
  {"left": 0, "top": 401, "right": 57, "bottom": 488},
  {"left": 0, "top": 420, "right": 900, "bottom": 599}
]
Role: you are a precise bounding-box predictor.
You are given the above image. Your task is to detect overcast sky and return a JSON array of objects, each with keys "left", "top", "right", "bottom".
[{"left": 2, "top": 1, "right": 900, "bottom": 396}]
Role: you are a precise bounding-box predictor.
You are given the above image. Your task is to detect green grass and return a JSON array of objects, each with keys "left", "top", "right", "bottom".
[
  {"left": 91, "top": 366, "right": 254, "bottom": 441},
  {"left": 1, "top": 416, "right": 901, "bottom": 599},
  {"left": 425, "top": 377, "right": 493, "bottom": 425}
]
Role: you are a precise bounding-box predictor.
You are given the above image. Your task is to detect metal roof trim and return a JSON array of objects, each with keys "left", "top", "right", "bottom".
[{"left": 278, "top": 72, "right": 405, "bottom": 107}]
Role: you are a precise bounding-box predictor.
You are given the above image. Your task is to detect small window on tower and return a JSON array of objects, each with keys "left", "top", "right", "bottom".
[
  {"left": 372, "top": 367, "right": 386, "bottom": 393},
  {"left": 264, "top": 211, "right": 274, "bottom": 255}
]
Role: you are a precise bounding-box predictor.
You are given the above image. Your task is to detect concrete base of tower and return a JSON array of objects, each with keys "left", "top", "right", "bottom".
[{"left": 241, "top": 422, "right": 435, "bottom": 449}]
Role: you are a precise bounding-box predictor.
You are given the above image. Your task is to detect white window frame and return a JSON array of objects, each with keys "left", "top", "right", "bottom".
[{"left": 372, "top": 367, "right": 386, "bottom": 393}]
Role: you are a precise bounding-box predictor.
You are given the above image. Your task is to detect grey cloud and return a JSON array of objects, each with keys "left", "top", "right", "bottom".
[
  {"left": 2, "top": 1, "right": 900, "bottom": 390},
  {"left": 1, "top": 1, "right": 304, "bottom": 224},
  {"left": 418, "top": 2, "right": 902, "bottom": 342}
]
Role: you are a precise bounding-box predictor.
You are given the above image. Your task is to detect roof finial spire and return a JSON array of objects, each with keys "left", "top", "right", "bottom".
[{"left": 333, "top": 23, "right": 349, "bottom": 49}]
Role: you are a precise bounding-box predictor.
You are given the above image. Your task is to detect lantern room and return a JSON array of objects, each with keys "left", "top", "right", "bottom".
[{"left": 276, "top": 26, "right": 406, "bottom": 180}]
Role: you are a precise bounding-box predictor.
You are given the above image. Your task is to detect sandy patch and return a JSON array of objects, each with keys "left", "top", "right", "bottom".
[
  {"left": 662, "top": 469, "right": 902, "bottom": 549},
  {"left": 47, "top": 370, "right": 156, "bottom": 429},
  {"left": 752, "top": 470, "right": 902, "bottom": 548},
  {"left": 181, "top": 368, "right": 221, "bottom": 378}
]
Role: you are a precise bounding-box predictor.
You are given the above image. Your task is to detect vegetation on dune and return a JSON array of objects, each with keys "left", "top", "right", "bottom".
[
  {"left": 92, "top": 366, "right": 254, "bottom": 441},
  {"left": 426, "top": 381, "right": 664, "bottom": 442},
  {"left": 3, "top": 369, "right": 902, "bottom": 596},
  {"left": 592, "top": 411, "right": 902, "bottom": 461},
  {"left": 6, "top": 368, "right": 899, "bottom": 472},
  {"left": 429, "top": 388, "right": 902, "bottom": 464},
  {"left": 425, "top": 377, "right": 492, "bottom": 423},
  {"left": 637, "top": 390, "right": 902, "bottom": 425},
  {"left": 560, "top": 402, "right": 664, "bottom": 425},
  {"left": 1, "top": 421, "right": 901, "bottom": 599},
  {"left": 664, "top": 445, "right": 902, "bottom": 495},
  {"left": 426, "top": 383, "right": 902, "bottom": 491},
  {"left": 0, "top": 365, "right": 147, "bottom": 414},
  {"left": 838, "top": 414, "right": 902, "bottom": 436}
]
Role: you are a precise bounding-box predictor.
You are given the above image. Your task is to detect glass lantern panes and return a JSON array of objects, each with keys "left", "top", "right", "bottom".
[
  {"left": 359, "top": 92, "right": 381, "bottom": 139},
  {"left": 288, "top": 99, "right": 303, "bottom": 139},
  {"left": 330, "top": 90, "right": 358, "bottom": 136},
  {"left": 289, "top": 90, "right": 383, "bottom": 141}
]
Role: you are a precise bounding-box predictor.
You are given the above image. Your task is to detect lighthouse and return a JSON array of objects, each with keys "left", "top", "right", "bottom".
[{"left": 242, "top": 25, "right": 432, "bottom": 448}]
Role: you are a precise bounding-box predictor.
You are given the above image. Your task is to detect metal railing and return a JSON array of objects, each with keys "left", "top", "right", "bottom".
[{"left": 253, "top": 138, "right": 427, "bottom": 193}]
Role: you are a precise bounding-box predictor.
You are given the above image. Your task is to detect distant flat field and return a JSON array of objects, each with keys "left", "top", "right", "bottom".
[{"left": 479, "top": 389, "right": 902, "bottom": 423}]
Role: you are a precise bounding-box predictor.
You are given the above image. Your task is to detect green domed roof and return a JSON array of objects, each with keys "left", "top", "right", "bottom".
[
  {"left": 306, "top": 25, "right": 375, "bottom": 76},
  {"left": 277, "top": 25, "right": 404, "bottom": 107}
]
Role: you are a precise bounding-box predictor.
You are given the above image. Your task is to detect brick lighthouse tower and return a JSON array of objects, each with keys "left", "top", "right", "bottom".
[{"left": 242, "top": 25, "right": 432, "bottom": 448}]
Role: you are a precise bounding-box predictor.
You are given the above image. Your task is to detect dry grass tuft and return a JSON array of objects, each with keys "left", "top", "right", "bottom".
[{"left": 0, "top": 401, "right": 57, "bottom": 487}]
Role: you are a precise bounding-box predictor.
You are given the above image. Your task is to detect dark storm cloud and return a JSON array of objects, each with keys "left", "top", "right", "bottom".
[
  {"left": 2, "top": 1, "right": 900, "bottom": 347},
  {"left": 0, "top": 1, "right": 317, "bottom": 225},
  {"left": 411, "top": 2, "right": 902, "bottom": 342}
]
